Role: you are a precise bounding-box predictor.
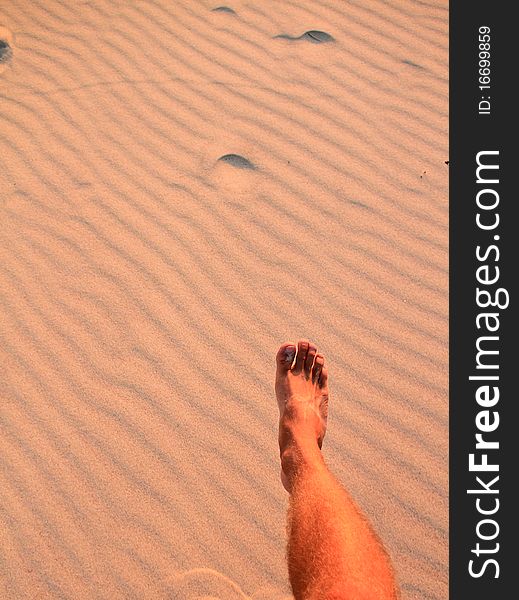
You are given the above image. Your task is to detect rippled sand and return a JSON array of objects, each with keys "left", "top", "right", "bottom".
[{"left": 0, "top": 1, "right": 448, "bottom": 598}]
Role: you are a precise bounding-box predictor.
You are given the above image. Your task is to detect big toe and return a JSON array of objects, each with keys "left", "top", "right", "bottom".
[{"left": 276, "top": 342, "right": 297, "bottom": 373}]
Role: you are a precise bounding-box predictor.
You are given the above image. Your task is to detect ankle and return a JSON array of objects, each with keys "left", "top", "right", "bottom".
[{"left": 281, "top": 441, "right": 324, "bottom": 487}]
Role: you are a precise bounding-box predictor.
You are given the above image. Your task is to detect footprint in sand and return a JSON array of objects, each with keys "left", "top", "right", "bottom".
[
  {"left": 402, "top": 59, "right": 425, "bottom": 70},
  {"left": 165, "top": 568, "right": 249, "bottom": 600},
  {"left": 211, "top": 6, "right": 236, "bottom": 14},
  {"left": 218, "top": 154, "right": 256, "bottom": 170},
  {"left": 0, "top": 25, "right": 14, "bottom": 68},
  {"left": 0, "top": 39, "right": 11, "bottom": 61},
  {"left": 210, "top": 153, "right": 259, "bottom": 198},
  {"left": 273, "top": 30, "right": 334, "bottom": 44},
  {"left": 164, "top": 568, "right": 290, "bottom": 600},
  {"left": 0, "top": 31, "right": 13, "bottom": 75}
]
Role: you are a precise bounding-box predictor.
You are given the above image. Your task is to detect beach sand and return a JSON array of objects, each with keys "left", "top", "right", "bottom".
[{"left": 0, "top": 1, "right": 448, "bottom": 598}]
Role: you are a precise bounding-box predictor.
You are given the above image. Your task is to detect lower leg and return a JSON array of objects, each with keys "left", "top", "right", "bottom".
[
  {"left": 275, "top": 340, "right": 398, "bottom": 600},
  {"left": 286, "top": 446, "right": 397, "bottom": 600}
]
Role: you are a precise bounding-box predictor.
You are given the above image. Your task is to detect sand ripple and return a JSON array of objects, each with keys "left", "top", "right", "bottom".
[{"left": 1, "top": 1, "right": 447, "bottom": 598}]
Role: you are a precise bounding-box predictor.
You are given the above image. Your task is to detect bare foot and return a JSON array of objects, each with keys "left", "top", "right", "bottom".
[{"left": 275, "top": 340, "right": 329, "bottom": 492}]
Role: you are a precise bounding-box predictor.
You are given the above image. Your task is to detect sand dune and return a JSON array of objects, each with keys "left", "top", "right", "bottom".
[{"left": 0, "top": 1, "right": 447, "bottom": 598}]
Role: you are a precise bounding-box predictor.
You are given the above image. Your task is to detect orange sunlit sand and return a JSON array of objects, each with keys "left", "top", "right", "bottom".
[{"left": 0, "top": 1, "right": 447, "bottom": 598}]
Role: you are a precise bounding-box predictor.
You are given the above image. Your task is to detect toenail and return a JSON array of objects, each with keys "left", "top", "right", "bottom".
[{"left": 284, "top": 346, "right": 296, "bottom": 363}]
